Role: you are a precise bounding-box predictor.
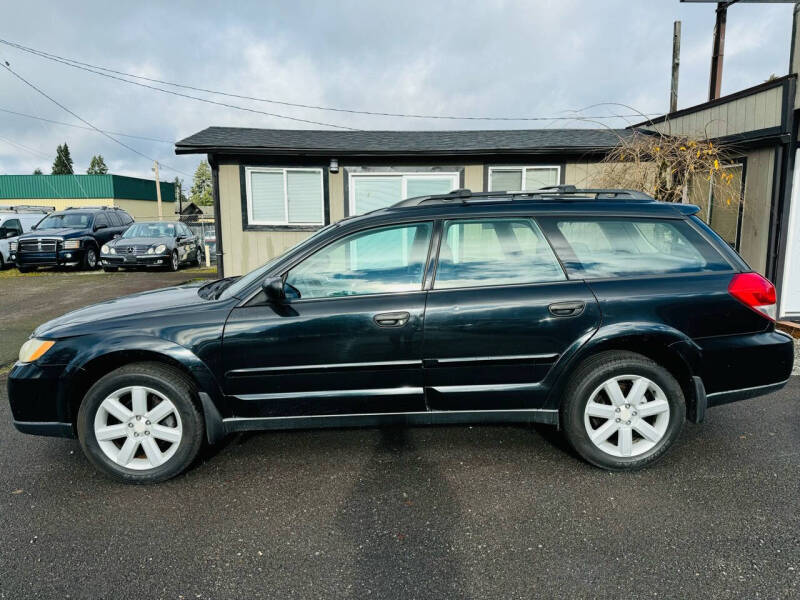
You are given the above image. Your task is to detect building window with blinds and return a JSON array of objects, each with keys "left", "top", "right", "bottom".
[
  {"left": 245, "top": 167, "right": 324, "bottom": 226},
  {"left": 488, "top": 166, "right": 560, "bottom": 192},
  {"left": 349, "top": 172, "right": 460, "bottom": 215}
]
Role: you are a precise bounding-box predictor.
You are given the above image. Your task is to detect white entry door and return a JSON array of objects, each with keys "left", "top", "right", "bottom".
[{"left": 779, "top": 149, "right": 800, "bottom": 318}]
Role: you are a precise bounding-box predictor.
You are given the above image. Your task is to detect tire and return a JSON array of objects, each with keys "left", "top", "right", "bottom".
[
  {"left": 167, "top": 250, "right": 179, "bottom": 272},
  {"left": 76, "top": 362, "right": 205, "bottom": 484},
  {"left": 561, "top": 350, "right": 685, "bottom": 471},
  {"left": 0, "top": 252, "right": 5, "bottom": 270},
  {"left": 191, "top": 248, "right": 201, "bottom": 267},
  {"left": 103, "top": 267, "right": 119, "bottom": 272},
  {"left": 81, "top": 246, "right": 98, "bottom": 270}
]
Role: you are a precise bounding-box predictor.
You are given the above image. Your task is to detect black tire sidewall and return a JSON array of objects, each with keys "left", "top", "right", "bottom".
[
  {"left": 562, "top": 353, "right": 685, "bottom": 471},
  {"left": 77, "top": 366, "right": 204, "bottom": 483},
  {"left": 83, "top": 246, "right": 98, "bottom": 270},
  {"left": 169, "top": 250, "right": 179, "bottom": 271}
]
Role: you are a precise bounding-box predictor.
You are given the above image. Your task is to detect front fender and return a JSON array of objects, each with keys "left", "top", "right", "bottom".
[
  {"left": 543, "top": 322, "right": 702, "bottom": 410},
  {"left": 60, "top": 334, "right": 227, "bottom": 419}
]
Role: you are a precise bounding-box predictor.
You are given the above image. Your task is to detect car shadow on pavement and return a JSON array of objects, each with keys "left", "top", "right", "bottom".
[{"left": 332, "top": 427, "right": 467, "bottom": 599}]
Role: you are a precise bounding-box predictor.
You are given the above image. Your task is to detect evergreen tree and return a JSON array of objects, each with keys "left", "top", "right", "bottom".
[
  {"left": 173, "top": 176, "right": 187, "bottom": 203},
  {"left": 51, "top": 143, "right": 74, "bottom": 175},
  {"left": 87, "top": 155, "right": 109, "bottom": 175},
  {"left": 190, "top": 160, "right": 213, "bottom": 206},
  {"left": 33, "top": 168, "right": 43, "bottom": 175}
]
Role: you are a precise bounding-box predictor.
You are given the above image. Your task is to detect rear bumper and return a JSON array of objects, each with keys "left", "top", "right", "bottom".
[
  {"left": 706, "top": 378, "right": 791, "bottom": 408},
  {"left": 696, "top": 330, "right": 794, "bottom": 395}
]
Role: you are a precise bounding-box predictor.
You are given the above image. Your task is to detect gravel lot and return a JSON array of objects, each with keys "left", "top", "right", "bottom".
[{"left": 0, "top": 269, "right": 798, "bottom": 599}]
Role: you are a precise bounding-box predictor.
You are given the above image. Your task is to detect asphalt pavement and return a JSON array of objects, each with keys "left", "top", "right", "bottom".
[{"left": 1, "top": 377, "right": 798, "bottom": 599}]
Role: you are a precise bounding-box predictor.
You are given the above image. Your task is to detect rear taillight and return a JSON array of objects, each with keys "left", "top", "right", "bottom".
[{"left": 728, "top": 272, "right": 777, "bottom": 321}]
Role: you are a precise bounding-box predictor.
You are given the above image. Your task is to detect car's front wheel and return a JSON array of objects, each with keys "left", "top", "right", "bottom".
[
  {"left": 81, "top": 246, "right": 98, "bottom": 270},
  {"left": 167, "top": 250, "right": 179, "bottom": 271},
  {"left": 77, "top": 362, "right": 204, "bottom": 483},
  {"left": 561, "top": 350, "right": 685, "bottom": 471}
]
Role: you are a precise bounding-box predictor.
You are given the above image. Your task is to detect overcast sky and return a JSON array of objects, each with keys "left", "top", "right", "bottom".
[{"left": 0, "top": 0, "right": 794, "bottom": 183}]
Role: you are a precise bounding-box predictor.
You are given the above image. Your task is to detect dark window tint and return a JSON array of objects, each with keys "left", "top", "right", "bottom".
[
  {"left": 434, "top": 218, "right": 564, "bottom": 290},
  {"left": 4, "top": 219, "right": 22, "bottom": 235},
  {"left": 94, "top": 213, "right": 108, "bottom": 228},
  {"left": 286, "top": 222, "right": 433, "bottom": 299},
  {"left": 106, "top": 212, "right": 122, "bottom": 227},
  {"left": 541, "top": 217, "right": 731, "bottom": 278},
  {"left": 123, "top": 212, "right": 134, "bottom": 225}
]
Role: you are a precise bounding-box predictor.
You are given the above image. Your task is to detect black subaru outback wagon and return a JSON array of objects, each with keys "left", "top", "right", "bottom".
[{"left": 8, "top": 187, "right": 793, "bottom": 483}]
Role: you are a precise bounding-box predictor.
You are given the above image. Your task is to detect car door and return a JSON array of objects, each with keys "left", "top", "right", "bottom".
[
  {"left": 222, "top": 221, "right": 434, "bottom": 418},
  {"left": 92, "top": 213, "right": 114, "bottom": 245},
  {"left": 178, "top": 223, "right": 196, "bottom": 261},
  {"left": 422, "top": 217, "right": 601, "bottom": 411}
]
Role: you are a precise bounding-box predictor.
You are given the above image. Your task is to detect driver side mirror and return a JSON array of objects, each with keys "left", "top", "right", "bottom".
[
  {"left": 113, "top": 233, "right": 121, "bottom": 239},
  {"left": 261, "top": 276, "right": 286, "bottom": 303}
]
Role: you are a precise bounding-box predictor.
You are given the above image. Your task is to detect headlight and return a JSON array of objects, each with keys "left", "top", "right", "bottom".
[
  {"left": 101, "top": 245, "right": 109, "bottom": 254},
  {"left": 63, "top": 240, "right": 80, "bottom": 249},
  {"left": 18, "top": 338, "right": 55, "bottom": 363},
  {"left": 146, "top": 247, "right": 154, "bottom": 255},
  {"left": 110, "top": 247, "right": 116, "bottom": 254},
  {"left": 10, "top": 241, "right": 17, "bottom": 251},
  {"left": 155, "top": 244, "right": 167, "bottom": 254}
]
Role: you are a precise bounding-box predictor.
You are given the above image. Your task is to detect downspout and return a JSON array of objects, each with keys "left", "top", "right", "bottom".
[{"left": 209, "top": 154, "right": 224, "bottom": 279}]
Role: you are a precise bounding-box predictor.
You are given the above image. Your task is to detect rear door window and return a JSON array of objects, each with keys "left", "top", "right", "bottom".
[
  {"left": 434, "top": 218, "right": 565, "bottom": 289},
  {"left": 540, "top": 217, "right": 731, "bottom": 278}
]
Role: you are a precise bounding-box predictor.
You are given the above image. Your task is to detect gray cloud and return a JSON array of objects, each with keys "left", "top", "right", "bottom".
[{"left": 0, "top": 0, "right": 793, "bottom": 181}]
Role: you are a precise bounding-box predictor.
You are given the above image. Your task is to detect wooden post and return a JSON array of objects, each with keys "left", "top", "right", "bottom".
[
  {"left": 153, "top": 161, "right": 163, "bottom": 219},
  {"left": 708, "top": 2, "right": 728, "bottom": 101},
  {"left": 670, "top": 21, "right": 681, "bottom": 113}
]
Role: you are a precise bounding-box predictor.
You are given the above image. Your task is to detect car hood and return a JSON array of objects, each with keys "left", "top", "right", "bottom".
[
  {"left": 34, "top": 283, "right": 208, "bottom": 337},
  {"left": 111, "top": 237, "right": 173, "bottom": 247},
  {"left": 20, "top": 227, "right": 86, "bottom": 239}
]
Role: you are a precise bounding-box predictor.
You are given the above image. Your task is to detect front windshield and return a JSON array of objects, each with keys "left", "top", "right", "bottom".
[
  {"left": 123, "top": 222, "right": 178, "bottom": 238},
  {"left": 218, "top": 223, "right": 337, "bottom": 300},
  {"left": 37, "top": 212, "right": 92, "bottom": 229}
]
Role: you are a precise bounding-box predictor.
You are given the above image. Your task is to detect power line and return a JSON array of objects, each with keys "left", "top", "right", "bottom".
[
  {"left": 0, "top": 40, "right": 356, "bottom": 130},
  {"left": 0, "top": 38, "right": 662, "bottom": 124},
  {"left": 0, "top": 107, "right": 174, "bottom": 143},
  {"left": 1, "top": 61, "right": 191, "bottom": 178}
]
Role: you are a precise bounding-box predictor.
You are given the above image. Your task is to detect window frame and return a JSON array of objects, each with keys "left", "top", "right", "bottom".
[
  {"left": 244, "top": 166, "right": 325, "bottom": 227},
  {"left": 348, "top": 171, "right": 461, "bottom": 216},
  {"left": 487, "top": 165, "right": 562, "bottom": 192},
  {"left": 431, "top": 216, "right": 567, "bottom": 291}
]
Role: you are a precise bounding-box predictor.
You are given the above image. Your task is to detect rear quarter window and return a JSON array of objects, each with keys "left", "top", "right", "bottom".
[{"left": 539, "top": 217, "right": 732, "bottom": 279}]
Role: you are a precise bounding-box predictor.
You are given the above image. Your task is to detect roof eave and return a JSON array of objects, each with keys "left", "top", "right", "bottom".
[{"left": 174, "top": 145, "right": 620, "bottom": 157}]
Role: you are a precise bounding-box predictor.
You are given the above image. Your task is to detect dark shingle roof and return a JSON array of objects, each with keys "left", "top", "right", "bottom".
[{"left": 175, "top": 127, "right": 631, "bottom": 156}]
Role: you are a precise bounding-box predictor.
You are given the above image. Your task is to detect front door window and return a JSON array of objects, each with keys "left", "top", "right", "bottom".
[{"left": 285, "top": 222, "right": 433, "bottom": 299}]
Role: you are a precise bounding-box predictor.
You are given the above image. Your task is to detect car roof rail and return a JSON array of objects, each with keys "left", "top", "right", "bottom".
[
  {"left": 393, "top": 186, "right": 655, "bottom": 207},
  {"left": 0, "top": 204, "right": 55, "bottom": 213}
]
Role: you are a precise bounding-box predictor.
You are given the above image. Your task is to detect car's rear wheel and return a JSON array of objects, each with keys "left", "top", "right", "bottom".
[
  {"left": 77, "top": 362, "right": 204, "bottom": 483},
  {"left": 561, "top": 350, "right": 685, "bottom": 471}
]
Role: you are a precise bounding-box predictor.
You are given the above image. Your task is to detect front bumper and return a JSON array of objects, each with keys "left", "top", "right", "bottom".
[
  {"left": 14, "top": 247, "right": 86, "bottom": 268},
  {"left": 101, "top": 253, "right": 169, "bottom": 267},
  {"left": 7, "top": 361, "right": 76, "bottom": 438}
]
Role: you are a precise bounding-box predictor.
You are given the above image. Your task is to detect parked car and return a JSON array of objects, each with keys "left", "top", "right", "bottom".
[
  {"left": 8, "top": 187, "right": 793, "bottom": 483},
  {"left": 0, "top": 205, "right": 52, "bottom": 269},
  {"left": 100, "top": 221, "right": 202, "bottom": 272},
  {"left": 12, "top": 206, "right": 134, "bottom": 271}
]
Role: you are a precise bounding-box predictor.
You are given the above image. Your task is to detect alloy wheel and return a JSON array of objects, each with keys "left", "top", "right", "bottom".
[
  {"left": 171, "top": 251, "right": 179, "bottom": 270},
  {"left": 583, "top": 374, "right": 670, "bottom": 458},
  {"left": 86, "top": 248, "right": 97, "bottom": 268},
  {"left": 93, "top": 385, "right": 183, "bottom": 470}
]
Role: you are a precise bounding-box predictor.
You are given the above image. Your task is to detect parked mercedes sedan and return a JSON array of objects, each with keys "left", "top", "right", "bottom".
[
  {"left": 8, "top": 187, "right": 794, "bottom": 483},
  {"left": 100, "top": 221, "right": 201, "bottom": 272}
]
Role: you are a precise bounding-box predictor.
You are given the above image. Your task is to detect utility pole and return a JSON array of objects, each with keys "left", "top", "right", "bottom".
[
  {"left": 708, "top": 1, "right": 732, "bottom": 101},
  {"left": 153, "top": 160, "right": 163, "bottom": 219},
  {"left": 670, "top": 21, "right": 682, "bottom": 113}
]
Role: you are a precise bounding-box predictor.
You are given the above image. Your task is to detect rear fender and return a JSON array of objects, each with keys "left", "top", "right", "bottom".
[{"left": 543, "top": 322, "right": 702, "bottom": 414}]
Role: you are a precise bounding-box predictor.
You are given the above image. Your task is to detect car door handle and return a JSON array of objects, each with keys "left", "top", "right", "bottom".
[
  {"left": 374, "top": 311, "right": 410, "bottom": 327},
  {"left": 548, "top": 301, "right": 586, "bottom": 317}
]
